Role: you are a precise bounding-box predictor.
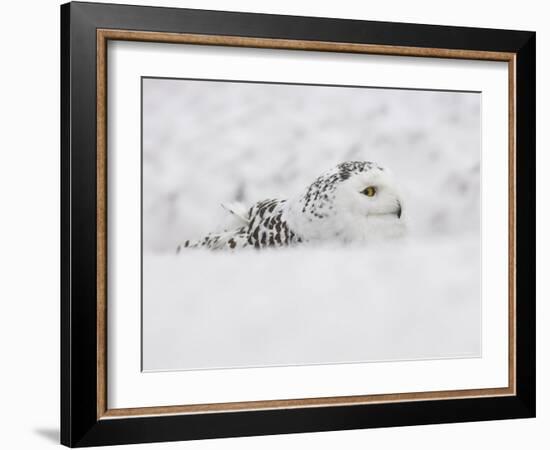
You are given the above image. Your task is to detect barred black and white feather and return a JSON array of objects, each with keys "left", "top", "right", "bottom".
[{"left": 177, "top": 198, "right": 302, "bottom": 251}]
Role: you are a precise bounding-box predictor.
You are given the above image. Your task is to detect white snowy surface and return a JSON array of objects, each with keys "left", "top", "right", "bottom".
[
  {"left": 143, "top": 237, "right": 480, "bottom": 371},
  {"left": 142, "top": 79, "right": 481, "bottom": 371}
]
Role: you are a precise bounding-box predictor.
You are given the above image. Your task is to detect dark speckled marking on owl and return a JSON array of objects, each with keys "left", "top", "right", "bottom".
[
  {"left": 183, "top": 197, "right": 300, "bottom": 250},
  {"left": 296, "top": 161, "right": 378, "bottom": 224},
  {"left": 239, "top": 200, "right": 301, "bottom": 250}
]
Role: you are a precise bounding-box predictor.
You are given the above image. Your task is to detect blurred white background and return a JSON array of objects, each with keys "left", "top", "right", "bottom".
[
  {"left": 143, "top": 78, "right": 480, "bottom": 252},
  {"left": 0, "top": 0, "right": 546, "bottom": 449},
  {"left": 142, "top": 78, "right": 482, "bottom": 371}
]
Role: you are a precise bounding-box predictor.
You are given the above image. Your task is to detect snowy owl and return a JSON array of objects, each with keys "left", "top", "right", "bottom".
[{"left": 178, "top": 161, "right": 405, "bottom": 251}]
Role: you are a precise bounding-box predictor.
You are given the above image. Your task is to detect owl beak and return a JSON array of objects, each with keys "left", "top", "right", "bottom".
[{"left": 397, "top": 201, "right": 402, "bottom": 219}]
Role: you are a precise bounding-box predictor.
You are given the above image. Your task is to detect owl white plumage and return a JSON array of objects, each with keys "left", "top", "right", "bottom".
[{"left": 178, "top": 161, "right": 406, "bottom": 251}]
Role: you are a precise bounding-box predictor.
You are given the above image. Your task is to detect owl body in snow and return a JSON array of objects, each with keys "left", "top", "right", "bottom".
[{"left": 178, "top": 161, "right": 405, "bottom": 251}]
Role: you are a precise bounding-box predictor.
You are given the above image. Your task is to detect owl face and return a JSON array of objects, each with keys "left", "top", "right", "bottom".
[
  {"left": 286, "top": 161, "right": 406, "bottom": 243},
  {"left": 331, "top": 167, "right": 406, "bottom": 241}
]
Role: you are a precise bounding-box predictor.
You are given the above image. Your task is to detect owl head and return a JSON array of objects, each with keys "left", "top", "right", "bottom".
[{"left": 285, "top": 161, "right": 406, "bottom": 243}]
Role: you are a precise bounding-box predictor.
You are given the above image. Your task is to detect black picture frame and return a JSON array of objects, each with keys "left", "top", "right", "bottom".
[{"left": 61, "top": 1, "right": 535, "bottom": 447}]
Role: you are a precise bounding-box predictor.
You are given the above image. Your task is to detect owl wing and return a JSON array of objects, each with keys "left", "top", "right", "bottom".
[
  {"left": 178, "top": 198, "right": 301, "bottom": 251},
  {"left": 245, "top": 199, "right": 301, "bottom": 248},
  {"left": 177, "top": 227, "right": 249, "bottom": 251}
]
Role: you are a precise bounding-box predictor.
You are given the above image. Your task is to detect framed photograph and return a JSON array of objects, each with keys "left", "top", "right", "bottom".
[{"left": 61, "top": 2, "right": 536, "bottom": 447}]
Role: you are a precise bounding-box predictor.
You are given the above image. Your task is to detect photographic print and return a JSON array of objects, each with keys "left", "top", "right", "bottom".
[
  {"left": 142, "top": 77, "right": 482, "bottom": 372},
  {"left": 62, "top": 5, "right": 535, "bottom": 445}
]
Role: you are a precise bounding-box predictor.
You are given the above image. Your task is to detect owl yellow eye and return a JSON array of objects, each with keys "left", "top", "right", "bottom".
[{"left": 362, "top": 186, "right": 377, "bottom": 197}]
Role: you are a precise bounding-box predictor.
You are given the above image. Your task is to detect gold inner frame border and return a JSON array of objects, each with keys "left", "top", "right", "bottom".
[{"left": 96, "top": 28, "right": 517, "bottom": 420}]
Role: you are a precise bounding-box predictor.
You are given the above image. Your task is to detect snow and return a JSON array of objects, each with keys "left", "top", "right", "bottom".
[
  {"left": 143, "top": 237, "right": 480, "bottom": 371},
  {"left": 141, "top": 78, "right": 481, "bottom": 371}
]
